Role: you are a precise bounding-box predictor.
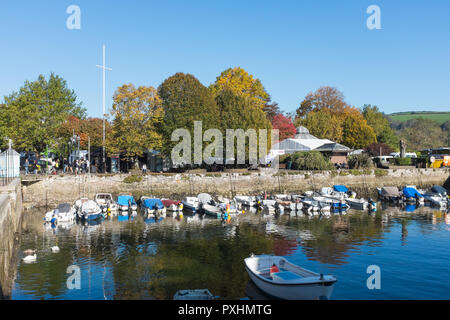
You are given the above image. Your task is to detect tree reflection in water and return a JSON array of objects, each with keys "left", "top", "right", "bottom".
[{"left": 13, "top": 205, "right": 449, "bottom": 300}]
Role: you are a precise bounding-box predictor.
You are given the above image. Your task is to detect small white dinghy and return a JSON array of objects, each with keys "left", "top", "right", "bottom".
[
  {"left": 173, "top": 289, "right": 215, "bottom": 300},
  {"left": 244, "top": 254, "right": 336, "bottom": 300}
]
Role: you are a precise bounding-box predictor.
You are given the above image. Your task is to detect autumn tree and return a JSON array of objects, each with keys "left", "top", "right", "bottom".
[
  {"left": 271, "top": 114, "right": 296, "bottom": 141},
  {"left": 109, "top": 84, "right": 163, "bottom": 160},
  {"left": 296, "top": 86, "right": 348, "bottom": 119},
  {"left": 0, "top": 73, "right": 85, "bottom": 152},
  {"left": 209, "top": 67, "right": 270, "bottom": 111},
  {"left": 57, "top": 116, "right": 111, "bottom": 149},
  {"left": 341, "top": 108, "right": 377, "bottom": 149},
  {"left": 365, "top": 142, "right": 395, "bottom": 156},
  {"left": 295, "top": 87, "right": 376, "bottom": 149},
  {"left": 158, "top": 73, "right": 219, "bottom": 158}
]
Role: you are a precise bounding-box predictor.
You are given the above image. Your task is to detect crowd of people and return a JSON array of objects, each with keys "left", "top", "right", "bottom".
[{"left": 23, "top": 157, "right": 90, "bottom": 175}]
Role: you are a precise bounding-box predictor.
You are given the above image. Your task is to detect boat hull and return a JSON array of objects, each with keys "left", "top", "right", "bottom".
[{"left": 245, "top": 266, "right": 335, "bottom": 300}]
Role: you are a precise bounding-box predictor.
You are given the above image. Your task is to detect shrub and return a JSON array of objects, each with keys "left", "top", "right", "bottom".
[
  {"left": 339, "top": 171, "right": 349, "bottom": 176},
  {"left": 123, "top": 175, "right": 143, "bottom": 183},
  {"left": 348, "top": 153, "right": 373, "bottom": 169},
  {"left": 394, "top": 157, "right": 412, "bottom": 166},
  {"left": 289, "top": 151, "right": 334, "bottom": 171},
  {"left": 350, "top": 169, "right": 363, "bottom": 176},
  {"left": 374, "top": 169, "right": 388, "bottom": 177}
]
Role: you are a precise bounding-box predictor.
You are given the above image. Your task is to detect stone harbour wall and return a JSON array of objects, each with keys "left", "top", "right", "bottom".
[{"left": 0, "top": 179, "right": 23, "bottom": 299}]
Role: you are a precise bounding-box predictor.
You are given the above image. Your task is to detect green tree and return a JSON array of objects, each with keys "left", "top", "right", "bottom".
[
  {"left": 0, "top": 74, "right": 85, "bottom": 152},
  {"left": 109, "top": 84, "right": 164, "bottom": 160},
  {"left": 362, "top": 104, "right": 398, "bottom": 148},
  {"left": 441, "top": 120, "right": 450, "bottom": 146},
  {"left": 158, "top": 73, "right": 219, "bottom": 157},
  {"left": 297, "top": 109, "right": 344, "bottom": 142},
  {"left": 214, "top": 88, "right": 272, "bottom": 161},
  {"left": 209, "top": 67, "right": 270, "bottom": 110}
]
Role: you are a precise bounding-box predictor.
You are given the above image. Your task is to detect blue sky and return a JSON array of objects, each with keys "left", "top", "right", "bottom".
[{"left": 1, "top": 0, "right": 449, "bottom": 118}]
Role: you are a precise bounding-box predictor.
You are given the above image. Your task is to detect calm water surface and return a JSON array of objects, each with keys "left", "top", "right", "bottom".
[{"left": 12, "top": 204, "right": 450, "bottom": 300}]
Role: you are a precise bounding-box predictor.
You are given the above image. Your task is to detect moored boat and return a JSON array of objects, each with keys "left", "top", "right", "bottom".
[
  {"left": 182, "top": 197, "right": 200, "bottom": 212},
  {"left": 95, "top": 193, "right": 118, "bottom": 212},
  {"left": 346, "top": 197, "right": 368, "bottom": 210},
  {"left": 244, "top": 254, "right": 336, "bottom": 300},
  {"left": 44, "top": 203, "right": 76, "bottom": 224},
  {"left": 402, "top": 187, "right": 424, "bottom": 204},
  {"left": 117, "top": 194, "right": 138, "bottom": 212},
  {"left": 234, "top": 195, "right": 255, "bottom": 207},
  {"left": 80, "top": 200, "right": 103, "bottom": 221},
  {"left": 201, "top": 203, "right": 223, "bottom": 218},
  {"left": 162, "top": 199, "right": 183, "bottom": 212},
  {"left": 140, "top": 197, "right": 166, "bottom": 216},
  {"left": 378, "top": 187, "right": 402, "bottom": 202}
]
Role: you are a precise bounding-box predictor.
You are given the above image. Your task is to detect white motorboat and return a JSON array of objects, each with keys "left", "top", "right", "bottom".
[
  {"left": 74, "top": 197, "right": 89, "bottom": 218},
  {"left": 423, "top": 185, "right": 448, "bottom": 209},
  {"left": 201, "top": 203, "right": 223, "bottom": 218},
  {"left": 95, "top": 193, "right": 118, "bottom": 212},
  {"left": 182, "top": 197, "right": 200, "bottom": 212},
  {"left": 346, "top": 198, "right": 368, "bottom": 210},
  {"left": 313, "top": 196, "right": 348, "bottom": 211},
  {"left": 80, "top": 200, "right": 103, "bottom": 221},
  {"left": 301, "top": 198, "right": 331, "bottom": 214},
  {"left": 234, "top": 195, "right": 255, "bottom": 207},
  {"left": 244, "top": 254, "right": 336, "bottom": 300},
  {"left": 424, "top": 194, "right": 448, "bottom": 209},
  {"left": 44, "top": 203, "right": 76, "bottom": 223}
]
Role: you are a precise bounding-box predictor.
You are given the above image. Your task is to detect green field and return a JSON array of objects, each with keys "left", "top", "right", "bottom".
[{"left": 389, "top": 112, "right": 450, "bottom": 124}]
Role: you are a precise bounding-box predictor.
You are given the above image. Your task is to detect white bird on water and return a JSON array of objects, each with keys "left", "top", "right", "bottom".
[
  {"left": 51, "top": 246, "right": 60, "bottom": 253},
  {"left": 22, "top": 254, "right": 37, "bottom": 263}
]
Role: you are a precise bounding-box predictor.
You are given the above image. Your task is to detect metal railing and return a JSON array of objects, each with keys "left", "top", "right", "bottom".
[{"left": 0, "top": 147, "right": 18, "bottom": 186}]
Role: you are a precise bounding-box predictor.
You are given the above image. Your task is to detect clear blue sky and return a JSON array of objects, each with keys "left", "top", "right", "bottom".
[{"left": 1, "top": 0, "right": 449, "bottom": 118}]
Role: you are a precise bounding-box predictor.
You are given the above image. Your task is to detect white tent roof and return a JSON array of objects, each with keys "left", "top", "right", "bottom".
[
  {"left": 269, "top": 126, "right": 351, "bottom": 155},
  {"left": 272, "top": 138, "right": 335, "bottom": 153}
]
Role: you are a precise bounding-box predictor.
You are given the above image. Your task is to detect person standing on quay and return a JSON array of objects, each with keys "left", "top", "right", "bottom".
[
  {"left": 142, "top": 163, "right": 147, "bottom": 174},
  {"left": 24, "top": 158, "right": 29, "bottom": 175}
]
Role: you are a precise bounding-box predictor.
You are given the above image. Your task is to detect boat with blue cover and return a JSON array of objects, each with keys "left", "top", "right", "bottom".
[
  {"left": 117, "top": 194, "right": 137, "bottom": 212},
  {"left": 402, "top": 187, "right": 424, "bottom": 203},
  {"left": 140, "top": 197, "right": 166, "bottom": 216}
]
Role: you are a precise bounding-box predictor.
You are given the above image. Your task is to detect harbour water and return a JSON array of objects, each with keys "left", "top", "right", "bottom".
[{"left": 11, "top": 204, "right": 450, "bottom": 300}]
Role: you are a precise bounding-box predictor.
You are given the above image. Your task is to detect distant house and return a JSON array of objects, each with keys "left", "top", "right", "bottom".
[{"left": 266, "top": 126, "right": 351, "bottom": 165}]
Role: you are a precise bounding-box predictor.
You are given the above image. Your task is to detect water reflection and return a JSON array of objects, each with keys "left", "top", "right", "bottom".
[{"left": 12, "top": 204, "right": 450, "bottom": 300}]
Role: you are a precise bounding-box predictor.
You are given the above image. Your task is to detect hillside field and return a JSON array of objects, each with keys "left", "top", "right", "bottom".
[{"left": 388, "top": 112, "right": 450, "bottom": 124}]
